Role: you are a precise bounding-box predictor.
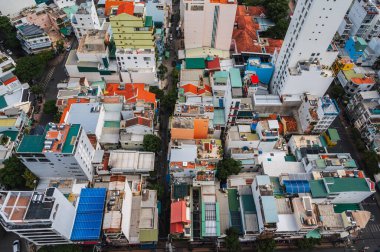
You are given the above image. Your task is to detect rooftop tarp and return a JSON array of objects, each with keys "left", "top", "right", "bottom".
[
  {"left": 185, "top": 58, "right": 206, "bottom": 69},
  {"left": 283, "top": 180, "right": 310, "bottom": 194},
  {"left": 71, "top": 188, "right": 106, "bottom": 241},
  {"left": 306, "top": 229, "right": 321, "bottom": 239}
]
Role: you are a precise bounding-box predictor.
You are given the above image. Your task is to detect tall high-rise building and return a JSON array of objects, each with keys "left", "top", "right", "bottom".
[
  {"left": 271, "top": 0, "right": 352, "bottom": 97},
  {"left": 180, "top": 0, "right": 237, "bottom": 51},
  {"left": 110, "top": 4, "right": 158, "bottom": 85}
]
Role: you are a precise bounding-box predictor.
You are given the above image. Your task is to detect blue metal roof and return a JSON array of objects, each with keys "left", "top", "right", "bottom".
[
  {"left": 283, "top": 180, "right": 310, "bottom": 194},
  {"left": 261, "top": 196, "right": 279, "bottom": 223},
  {"left": 71, "top": 188, "right": 106, "bottom": 241}
]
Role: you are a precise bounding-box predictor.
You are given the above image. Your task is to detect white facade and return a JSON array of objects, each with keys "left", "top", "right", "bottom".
[
  {"left": 271, "top": 0, "right": 351, "bottom": 96},
  {"left": 116, "top": 49, "right": 158, "bottom": 85},
  {"left": 0, "top": 188, "right": 76, "bottom": 245},
  {"left": 0, "top": 52, "right": 16, "bottom": 79},
  {"left": 361, "top": 37, "right": 380, "bottom": 67},
  {"left": 54, "top": 0, "right": 76, "bottom": 9},
  {"left": 17, "top": 124, "right": 96, "bottom": 181},
  {"left": 298, "top": 95, "right": 339, "bottom": 134},
  {"left": 347, "top": 0, "right": 380, "bottom": 41},
  {"left": 181, "top": 0, "right": 237, "bottom": 51},
  {"left": 72, "top": 0, "right": 102, "bottom": 39}
]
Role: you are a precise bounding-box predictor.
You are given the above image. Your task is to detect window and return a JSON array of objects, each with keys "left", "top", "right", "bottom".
[
  {"left": 26, "top": 158, "right": 37, "bottom": 162},
  {"left": 143, "top": 57, "right": 151, "bottom": 61}
]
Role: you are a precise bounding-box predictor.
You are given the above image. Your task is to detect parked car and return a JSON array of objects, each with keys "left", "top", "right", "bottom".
[{"left": 13, "top": 240, "right": 20, "bottom": 252}]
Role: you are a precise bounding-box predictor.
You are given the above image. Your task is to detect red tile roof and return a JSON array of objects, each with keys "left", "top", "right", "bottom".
[
  {"left": 182, "top": 83, "right": 212, "bottom": 96},
  {"left": 123, "top": 117, "right": 152, "bottom": 128},
  {"left": 105, "top": 83, "right": 156, "bottom": 107},
  {"left": 233, "top": 5, "right": 283, "bottom": 54},
  {"left": 117, "top": 2, "right": 134, "bottom": 15},
  {"left": 3, "top": 76, "right": 18, "bottom": 85}
]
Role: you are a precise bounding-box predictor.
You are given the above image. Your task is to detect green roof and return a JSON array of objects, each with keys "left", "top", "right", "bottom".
[
  {"left": 284, "top": 155, "right": 296, "bottom": 162},
  {"left": 241, "top": 195, "right": 256, "bottom": 214},
  {"left": 213, "top": 108, "right": 225, "bottom": 126},
  {"left": 62, "top": 5, "right": 79, "bottom": 17},
  {"left": 144, "top": 16, "right": 153, "bottom": 27},
  {"left": 327, "top": 177, "right": 370, "bottom": 193},
  {"left": 229, "top": 68, "right": 242, "bottom": 88},
  {"left": 1, "top": 130, "right": 18, "bottom": 141},
  {"left": 316, "top": 159, "right": 327, "bottom": 168},
  {"left": 62, "top": 124, "right": 80, "bottom": 153},
  {"left": 104, "top": 121, "right": 120, "bottom": 128},
  {"left": 228, "top": 189, "right": 239, "bottom": 212},
  {"left": 306, "top": 229, "right": 321, "bottom": 239},
  {"left": 213, "top": 71, "right": 229, "bottom": 83},
  {"left": 139, "top": 229, "right": 158, "bottom": 242},
  {"left": 185, "top": 58, "right": 205, "bottom": 69},
  {"left": 309, "top": 180, "right": 328, "bottom": 198},
  {"left": 327, "top": 128, "right": 340, "bottom": 142},
  {"left": 333, "top": 203, "right": 360, "bottom": 213},
  {"left": 17, "top": 135, "right": 45, "bottom": 153},
  {"left": 319, "top": 135, "right": 328, "bottom": 147},
  {"left": 0, "top": 96, "right": 7, "bottom": 109},
  {"left": 356, "top": 37, "right": 367, "bottom": 46},
  {"left": 59, "top": 27, "right": 71, "bottom": 36},
  {"left": 344, "top": 159, "right": 357, "bottom": 168},
  {"left": 343, "top": 69, "right": 365, "bottom": 80}
]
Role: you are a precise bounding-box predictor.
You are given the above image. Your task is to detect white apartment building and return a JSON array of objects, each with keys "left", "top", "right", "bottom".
[
  {"left": 0, "top": 188, "right": 76, "bottom": 245},
  {"left": 361, "top": 37, "right": 380, "bottom": 67},
  {"left": 65, "top": 29, "right": 120, "bottom": 82},
  {"left": 54, "top": 0, "right": 76, "bottom": 9},
  {"left": 72, "top": 0, "right": 102, "bottom": 39},
  {"left": 347, "top": 0, "right": 380, "bottom": 41},
  {"left": 180, "top": 0, "right": 237, "bottom": 51},
  {"left": 271, "top": 0, "right": 351, "bottom": 96},
  {"left": 298, "top": 95, "right": 339, "bottom": 134},
  {"left": 16, "top": 123, "right": 96, "bottom": 181},
  {"left": 0, "top": 52, "right": 16, "bottom": 80},
  {"left": 16, "top": 24, "right": 52, "bottom": 54}
]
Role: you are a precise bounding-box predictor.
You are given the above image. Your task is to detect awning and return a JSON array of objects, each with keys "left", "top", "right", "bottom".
[{"left": 306, "top": 229, "right": 321, "bottom": 239}]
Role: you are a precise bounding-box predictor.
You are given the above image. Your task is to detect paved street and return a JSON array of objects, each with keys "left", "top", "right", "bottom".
[
  {"left": 0, "top": 226, "right": 28, "bottom": 252},
  {"left": 38, "top": 38, "right": 77, "bottom": 125},
  {"left": 157, "top": 0, "right": 180, "bottom": 239}
]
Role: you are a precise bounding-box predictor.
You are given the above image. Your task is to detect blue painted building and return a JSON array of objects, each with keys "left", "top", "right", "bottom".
[
  {"left": 245, "top": 57, "right": 274, "bottom": 85},
  {"left": 145, "top": 0, "right": 167, "bottom": 27},
  {"left": 344, "top": 36, "right": 367, "bottom": 62}
]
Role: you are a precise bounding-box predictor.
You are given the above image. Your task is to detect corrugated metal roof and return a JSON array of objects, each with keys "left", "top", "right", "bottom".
[
  {"left": 229, "top": 68, "right": 242, "bottom": 88},
  {"left": 71, "top": 188, "right": 106, "bottom": 241}
]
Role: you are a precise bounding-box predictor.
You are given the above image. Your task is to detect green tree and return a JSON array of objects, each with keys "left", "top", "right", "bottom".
[
  {"left": 23, "top": 169, "right": 38, "bottom": 190},
  {"left": 256, "top": 238, "right": 276, "bottom": 252},
  {"left": 43, "top": 100, "right": 58, "bottom": 115},
  {"left": 30, "top": 85, "right": 44, "bottom": 95},
  {"left": 264, "top": 0, "right": 289, "bottom": 23},
  {"left": 0, "top": 156, "right": 26, "bottom": 189},
  {"left": 261, "top": 18, "right": 289, "bottom": 39},
  {"left": 158, "top": 64, "right": 168, "bottom": 80},
  {"left": 147, "top": 182, "right": 164, "bottom": 198},
  {"left": 0, "top": 16, "right": 20, "bottom": 50},
  {"left": 14, "top": 50, "right": 54, "bottom": 83},
  {"left": 295, "top": 238, "right": 321, "bottom": 250},
  {"left": 171, "top": 68, "right": 179, "bottom": 84},
  {"left": 329, "top": 84, "right": 346, "bottom": 100},
  {"left": 38, "top": 244, "right": 82, "bottom": 252},
  {"left": 55, "top": 40, "right": 65, "bottom": 54},
  {"left": 216, "top": 158, "right": 242, "bottom": 182},
  {"left": 143, "top": 134, "right": 162, "bottom": 153},
  {"left": 225, "top": 227, "right": 241, "bottom": 252},
  {"left": 363, "top": 150, "right": 379, "bottom": 177},
  {"left": 161, "top": 86, "right": 178, "bottom": 114},
  {"left": 149, "top": 86, "right": 165, "bottom": 100}
]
